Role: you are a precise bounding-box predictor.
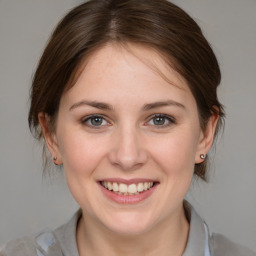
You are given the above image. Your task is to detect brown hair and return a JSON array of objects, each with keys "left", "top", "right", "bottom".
[{"left": 28, "top": 0, "right": 224, "bottom": 180}]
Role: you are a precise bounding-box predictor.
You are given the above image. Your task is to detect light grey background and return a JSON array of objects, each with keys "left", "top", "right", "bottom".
[{"left": 0, "top": 0, "right": 255, "bottom": 252}]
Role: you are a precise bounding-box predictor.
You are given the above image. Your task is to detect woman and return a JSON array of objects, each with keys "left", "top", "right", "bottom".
[{"left": 1, "top": 0, "right": 255, "bottom": 255}]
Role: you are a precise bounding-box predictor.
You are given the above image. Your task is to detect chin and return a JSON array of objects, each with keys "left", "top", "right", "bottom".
[{"left": 101, "top": 211, "right": 155, "bottom": 236}]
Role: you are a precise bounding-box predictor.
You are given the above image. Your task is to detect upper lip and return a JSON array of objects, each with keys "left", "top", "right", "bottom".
[{"left": 98, "top": 178, "right": 158, "bottom": 185}]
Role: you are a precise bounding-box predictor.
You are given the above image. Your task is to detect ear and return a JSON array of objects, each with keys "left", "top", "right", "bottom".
[
  {"left": 195, "top": 112, "right": 219, "bottom": 164},
  {"left": 38, "top": 113, "right": 62, "bottom": 165}
]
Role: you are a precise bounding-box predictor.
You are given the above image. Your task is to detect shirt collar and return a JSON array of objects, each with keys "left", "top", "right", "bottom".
[
  {"left": 54, "top": 203, "right": 208, "bottom": 256},
  {"left": 54, "top": 209, "right": 81, "bottom": 256},
  {"left": 183, "top": 201, "right": 208, "bottom": 256}
]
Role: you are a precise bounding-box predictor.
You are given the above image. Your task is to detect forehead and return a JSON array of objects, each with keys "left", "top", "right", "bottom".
[
  {"left": 84, "top": 43, "right": 187, "bottom": 88},
  {"left": 62, "top": 43, "right": 194, "bottom": 106}
]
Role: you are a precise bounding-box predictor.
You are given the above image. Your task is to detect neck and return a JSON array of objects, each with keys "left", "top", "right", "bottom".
[{"left": 77, "top": 205, "right": 189, "bottom": 256}]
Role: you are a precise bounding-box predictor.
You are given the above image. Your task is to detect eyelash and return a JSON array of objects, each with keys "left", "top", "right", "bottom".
[
  {"left": 146, "top": 114, "right": 176, "bottom": 128},
  {"left": 81, "top": 114, "right": 110, "bottom": 128},
  {"left": 81, "top": 114, "right": 176, "bottom": 129}
]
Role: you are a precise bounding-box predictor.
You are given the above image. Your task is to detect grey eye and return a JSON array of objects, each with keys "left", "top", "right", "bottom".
[
  {"left": 147, "top": 114, "right": 175, "bottom": 127},
  {"left": 153, "top": 116, "right": 167, "bottom": 125},
  {"left": 152, "top": 116, "right": 170, "bottom": 125},
  {"left": 82, "top": 115, "right": 108, "bottom": 127},
  {"left": 89, "top": 117, "right": 104, "bottom": 126}
]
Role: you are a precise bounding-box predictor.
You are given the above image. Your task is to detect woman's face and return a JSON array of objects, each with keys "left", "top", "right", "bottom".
[{"left": 42, "top": 44, "right": 215, "bottom": 235}]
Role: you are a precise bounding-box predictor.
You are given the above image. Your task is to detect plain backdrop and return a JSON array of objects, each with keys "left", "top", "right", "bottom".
[{"left": 0, "top": 0, "right": 255, "bottom": 252}]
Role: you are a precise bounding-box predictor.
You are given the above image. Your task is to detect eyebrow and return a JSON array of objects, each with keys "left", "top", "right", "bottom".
[
  {"left": 69, "top": 100, "right": 114, "bottom": 111},
  {"left": 69, "top": 99, "right": 185, "bottom": 111},
  {"left": 142, "top": 100, "right": 185, "bottom": 111}
]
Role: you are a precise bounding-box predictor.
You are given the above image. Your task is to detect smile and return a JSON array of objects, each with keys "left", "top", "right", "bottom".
[{"left": 100, "top": 181, "right": 154, "bottom": 195}]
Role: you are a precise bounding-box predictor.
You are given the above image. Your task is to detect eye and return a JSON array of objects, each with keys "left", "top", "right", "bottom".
[
  {"left": 147, "top": 114, "right": 175, "bottom": 127},
  {"left": 82, "top": 115, "right": 109, "bottom": 127}
]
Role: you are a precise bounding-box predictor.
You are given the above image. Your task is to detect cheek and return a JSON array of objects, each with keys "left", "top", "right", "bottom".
[
  {"left": 143, "top": 132, "right": 197, "bottom": 220},
  {"left": 56, "top": 130, "right": 109, "bottom": 210},
  {"left": 57, "top": 129, "right": 107, "bottom": 176},
  {"left": 152, "top": 134, "right": 198, "bottom": 170}
]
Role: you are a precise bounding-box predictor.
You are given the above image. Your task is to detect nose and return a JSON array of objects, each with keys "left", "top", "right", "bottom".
[{"left": 108, "top": 126, "right": 148, "bottom": 171}]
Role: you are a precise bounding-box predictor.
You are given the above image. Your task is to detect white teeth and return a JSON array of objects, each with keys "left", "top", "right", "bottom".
[
  {"left": 107, "top": 182, "right": 113, "bottom": 191},
  {"left": 137, "top": 183, "right": 144, "bottom": 192},
  {"left": 113, "top": 182, "right": 119, "bottom": 192},
  {"left": 119, "top": 184, "right": 128, "bottom": 193},
  {"left": 101, "top": 181, "right": 154, "bottom": 194},
  {"left": 128, "top": 184, "right": 137, "bottom": 193},
  {"left": 144, "top": 182, "right": 149, "bottom": 190}
]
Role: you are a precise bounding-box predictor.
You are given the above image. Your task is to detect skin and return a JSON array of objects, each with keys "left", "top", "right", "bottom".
[{"left": 39, "top": 44, "right": 218, "bottom": 256}]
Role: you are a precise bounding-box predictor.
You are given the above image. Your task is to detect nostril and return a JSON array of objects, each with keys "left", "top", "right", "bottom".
[
  {"left": 107, "top": 130, "right": 148, "bottom": 171},
  {"left": 108, "top": 148, "right": 148, "bottom": 171}
]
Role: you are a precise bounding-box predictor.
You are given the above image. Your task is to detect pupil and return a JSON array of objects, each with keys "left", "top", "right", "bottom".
[
  {"left": 92, "top": 117, "right": 102, "bottom": 126},
  {"left": 154, "top": 117, "right": 165, "bottom": 125}
]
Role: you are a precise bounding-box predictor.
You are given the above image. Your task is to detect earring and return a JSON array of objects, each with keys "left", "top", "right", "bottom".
[
  {"left": 200, "top": 154, "right": 206, "bottom": 160},
  {"left": 53, "top": 156, "right": 59, "bottom": 166}
]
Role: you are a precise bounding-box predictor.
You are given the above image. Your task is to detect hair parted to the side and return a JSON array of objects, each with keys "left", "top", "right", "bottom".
[{"left": 28, "top": 0, "right": 225, "bottom": 180}]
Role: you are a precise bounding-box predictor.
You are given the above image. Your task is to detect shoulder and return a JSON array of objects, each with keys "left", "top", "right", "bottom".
[
  {"left": 0, "top": 235, "right": 37, "bottom": 256},
  {"left": 184, "top": 202, "right": 256, "bottom": 256},
  {"left": 0, "top": 210, "right": 81, "bottom": 256},
  {"left": 0, "top": 231, "right": 62, "bottom": 256},
  {"left": 210, "top": 233, "right": 256, "bottom": 256}
]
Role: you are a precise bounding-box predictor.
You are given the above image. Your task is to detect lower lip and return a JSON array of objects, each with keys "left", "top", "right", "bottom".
[{"left": 98, "top": 183, "right": 158, "bottom": 204}]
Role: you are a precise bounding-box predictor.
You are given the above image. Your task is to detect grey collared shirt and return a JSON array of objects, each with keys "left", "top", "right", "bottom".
[
  {"left": 52, "top": 204, "right": 256, "bottom": 256},
  {"left": 1, "top": 204, "right": 256, "bottom": 256}
]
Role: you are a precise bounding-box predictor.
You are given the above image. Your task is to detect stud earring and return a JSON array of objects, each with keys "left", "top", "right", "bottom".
[
  {"left": 53, "top": 156, "right": 59, "bottom": 166},
  {"left": 200, "top": 154, "right": 206, "bottom": 160}
]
